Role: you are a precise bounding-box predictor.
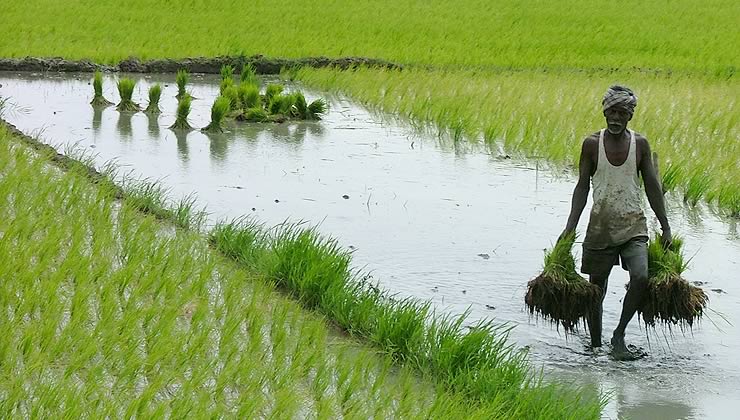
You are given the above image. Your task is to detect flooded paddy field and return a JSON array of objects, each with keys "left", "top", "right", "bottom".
[{"left": 1, "top": 72, "right": 738, "bottom": 419}]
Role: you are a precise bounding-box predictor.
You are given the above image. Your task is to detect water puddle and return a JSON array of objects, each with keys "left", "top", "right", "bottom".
[{"left": 1, "top": 72, "right": 738, "bottom": 419}]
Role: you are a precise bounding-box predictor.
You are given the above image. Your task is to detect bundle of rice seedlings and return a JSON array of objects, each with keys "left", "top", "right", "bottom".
[
  {"left": 237, "top": 84, "right": 260, "bottom": 109},
  {"left": 220, "top": 64, "right": 234, "bottom": 81},
  {"left": 240, "top": 63, "right": 259, "bottom": 87},
  {"left": 176, "top": 69, "right": 189, "bottom": 99},
  {"left": 243, "top": 107, "right": 269, "bottom": 122},
  {"left": 169, "top": 95, "right": 193, "bottom": 130},
  {"left": 90, "top": 71, "right": 113, "bottom": 106},
  {"left": 268, "top": 94, "right": 296, "bottom": 116},
  {"left": 116, "top": 78, "right": 140, "bottom": 112},
  {"left": 264, "top": 84, "right": 284, "bottom": 105},
  {"left": 144, "top": 84, "right": 162, "bottom": 114},
  {"left": 307, "top": 98, "right": 328, "bottom": 120},
  {"left": 525, "top": 232, "right": 601, "bottom": 332},
  {"left": 640, "top": 235, "right": 708, "bottom": 329},
  {"left": 222, "top": 85, "right": 240, "bottom": 111},
  {"left": 202, "top": 96, "right": 231, "bottom": 133},
  {"left": 292, "top": 92, "right": 308, "bottom": 119},
  {"left": 220, "top": 77, "right": 234, "bottom": 95}
]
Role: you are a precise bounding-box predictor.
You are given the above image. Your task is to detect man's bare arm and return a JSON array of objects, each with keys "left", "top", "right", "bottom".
[
  {"left": 562, "top": 137, "right": 596, "bottom": 237},
  {"left": 638, "top": 136, "right": 672, "bottom": 244}
]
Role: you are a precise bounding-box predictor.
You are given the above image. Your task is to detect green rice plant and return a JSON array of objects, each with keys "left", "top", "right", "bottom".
[
  {"left": 268, "top": 94, "right": 296, "bottom": 116},
  {"left": 220, "top": 64, "right": 233, "bottom": 81},
  {"left": 169, "top": 95, "right": 193, "bottom": 130},
  {"left": 307, "top": 98, "right": 328, "bottom": 120},
  {"left": 243, "top": 107, "right": 269, "bottom": 123},
  {"left": 237, "top": 84, "right": 261, "bottom": 109},
  {"left": 90, "top": 70, "right": 113, "bottom": 106},
  {"left": 220, "top": 76, "right": 234, "bottom": 95},
  {"left": 222, "top": 85, "right": 239, "bottom": 111},
  {"left": 202, "top": 96, "right": 231, "bottom": 133},
  {"left": 116, "top": 78, "right": 140, "bottom": 112},
  {"left": 292, "top": 92, "right": 308, "bottom": 119},
  {"left": 525, "top": 231, "right": 601, "bottom": 332},
  {"left": 240, "top": 63, "right": 259, "bottom": 87},
  {"left": 264, "top": 84, "right": 284, "bottom": 105},
  {"left": 144, "top": 84, "right": 162, "bottom": 114},
  {"left": 175, "top": 69, "right": 189, "bottom": 99},
  {"left": 684, "top": 168, "right": 712, "bottom": 205},
  {"left": 640, "top": 235, "right": 708, "bottom": 329}
]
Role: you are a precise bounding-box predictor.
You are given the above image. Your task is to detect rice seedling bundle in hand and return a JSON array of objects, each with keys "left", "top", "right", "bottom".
[
  {"left": 90, "top": 70, "right": 113, "bottom": 106},
  {"left": 202, "top": 96, "right": 230, "bottom": 133},
  {"left": 116, "top": 78, "right": 140, "bottom": 112},
  {"left": 525, "top": 232, "right": 601, "bottom": 332},
  {"left": 169, "top": 94, "right": 193, "bottom": 130},
  {"left": 176, "top": 69, "right": 189, "bottom": 99},
  {"left": 640, "top": 235, "right": 708, "bottom": 329},
  {"left": 144, "top": 84, "right": 162, "bottom": 114}
]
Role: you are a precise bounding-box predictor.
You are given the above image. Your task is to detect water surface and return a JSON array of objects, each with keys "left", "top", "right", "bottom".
[{"left": 1, "top": 72, "right": 738, "bottom": 419}]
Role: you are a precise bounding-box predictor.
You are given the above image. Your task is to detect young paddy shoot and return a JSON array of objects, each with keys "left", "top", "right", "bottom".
[
  {"left": 90, "top": 70, "right": 112, "bottom": 106},
  {"left": 240, "top": 63, "right": 259, "bottom": 87},
  {"left": 144, "top": 83, "right": 162, "bottom": 114},
  {"left": 202, "top": 96, "right": 230, "bottom": 133},
  {"left": 175, "top": 69, "right": 189, "bottom": 99},
  {"left": 169, "top": 94, "right": 193, "bottom": 130},
  {"left": 115, "top": 78, "right": 140, "bottom": 112}
]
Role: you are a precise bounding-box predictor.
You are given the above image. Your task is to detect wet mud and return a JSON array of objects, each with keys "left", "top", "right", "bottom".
[
  {"left": 0, "top": 55, "right": 401, "bottom": 75},
  {"left": 1, "top": 71, "right": 739, "bottom": 419}
]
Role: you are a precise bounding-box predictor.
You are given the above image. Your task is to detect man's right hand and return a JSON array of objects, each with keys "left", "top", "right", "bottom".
[{"left": 559, "top": 227, "right": 576, "bottom": 243}]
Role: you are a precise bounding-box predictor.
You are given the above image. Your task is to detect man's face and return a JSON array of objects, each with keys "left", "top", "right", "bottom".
[{"left": 603, "top": 106, "right": 632, "bottom": 135}]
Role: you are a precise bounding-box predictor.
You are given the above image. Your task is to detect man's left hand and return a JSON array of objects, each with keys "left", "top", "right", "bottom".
[{"left": 661, "top": 228, "right": 673, "bottom": 249}]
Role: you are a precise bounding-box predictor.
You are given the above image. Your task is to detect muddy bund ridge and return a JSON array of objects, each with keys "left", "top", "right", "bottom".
[{"left": 1, "top": 71, "right": 738, "bottom": 419}]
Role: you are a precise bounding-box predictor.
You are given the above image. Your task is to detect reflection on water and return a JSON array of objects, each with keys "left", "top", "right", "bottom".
[
  {"left": 116, "top": 112, "right": 133, "bottom": 139},
  {"left": 146, "top": 113, "right": 160, "bottom": 137},
  {"left": 1, "top": 71, "right": 739, "bottom": 420}
]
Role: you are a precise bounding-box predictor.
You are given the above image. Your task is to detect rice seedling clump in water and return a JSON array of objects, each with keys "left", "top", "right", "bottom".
[
  {"left": 240, "top": 63, "right": 259, "bottom": 87},
  {"left": 90, "top": 70, "right": 113, "bottom": 106},
  {"left": 169, "top": 94, "right": 193, "bottom": 130},
  {"left": 203, "top": 96, "right": 230, "bottom": 133},
  {"left": 640, "top": 235, "right": 708, "bottom": 329},
  {"left": 176, "top": 69, "right": 189, "bottom": 99},
  {"left": 144, "top": 84, "right": 162, "bottom": 114},
  {"left": 116, "top": 78, "right": 140, "bottom": 112},
  {"left": 525, "top": 232, "right": 601, "bottom": 332}
]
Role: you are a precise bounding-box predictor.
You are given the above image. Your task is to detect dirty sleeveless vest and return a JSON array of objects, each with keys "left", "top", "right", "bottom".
[{"left": 583, "top": 129, "right": 648, "bottom": 250}]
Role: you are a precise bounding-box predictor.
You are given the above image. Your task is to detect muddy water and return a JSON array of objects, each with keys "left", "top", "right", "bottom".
[{"left": 1, "top": 72, "right": 738, "bottom": 419}]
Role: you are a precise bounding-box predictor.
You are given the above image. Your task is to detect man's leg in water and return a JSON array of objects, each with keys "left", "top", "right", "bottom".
[
  {"left": 611, "top": 238, "right": 649, "bottom": 355},
  {"left": 587, "top": 273, "right": 609, "bottom": 347}
]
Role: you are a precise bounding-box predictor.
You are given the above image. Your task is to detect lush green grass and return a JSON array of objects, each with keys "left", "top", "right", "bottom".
[
  {"left": 3, "top": 125, "right": 602, "bottom": 418},
  {"left": 293, "top": 67, "right": 740, "bottom": 215},
  {"left": 2, "top": 0, "right": 738, "bottom": 76}
]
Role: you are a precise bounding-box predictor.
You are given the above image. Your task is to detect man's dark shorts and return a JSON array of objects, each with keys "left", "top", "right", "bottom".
[{"left": 582, "top": 236, "right": 648, "bottom": 277}]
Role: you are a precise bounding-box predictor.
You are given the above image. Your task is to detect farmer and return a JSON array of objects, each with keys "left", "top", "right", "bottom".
[{"left": 560, "top": 85, "right": 671, "bottom": 358}]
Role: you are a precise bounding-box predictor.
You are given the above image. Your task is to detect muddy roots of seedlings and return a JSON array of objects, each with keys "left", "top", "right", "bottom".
[
  {"left": 639, "top": 235, "right": 709, "bottom": 329},
  {"left": 525, "top": 232, "right": 601, "bottom": 332},
  {"left": 170, "top": 95, "right": 193, "bottom": 130},
  {"left": 90, "top": 70, "right": 113, "bottom": 106}
]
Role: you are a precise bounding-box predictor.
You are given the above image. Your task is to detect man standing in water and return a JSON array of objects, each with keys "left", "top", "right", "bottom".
[{"left": 561, "top": 85, "right": 671, "bottom": 359}]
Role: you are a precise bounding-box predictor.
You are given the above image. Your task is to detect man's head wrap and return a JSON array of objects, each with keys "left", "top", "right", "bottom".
[{"left": 602, "top": 85, "right": 637, "bottom": 114}]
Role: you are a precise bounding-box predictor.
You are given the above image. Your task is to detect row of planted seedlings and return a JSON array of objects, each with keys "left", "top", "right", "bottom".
[
  {"left": 207, "top": 218, "right": 604, "bottom": 418},
  {"left": 89, "top": 64, "right": 328, "bottom": 134},
  {"left": 0, "top": 127, "right": 530, "bottom": 418}
]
